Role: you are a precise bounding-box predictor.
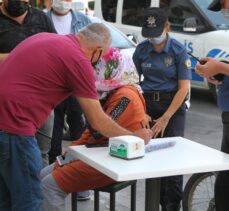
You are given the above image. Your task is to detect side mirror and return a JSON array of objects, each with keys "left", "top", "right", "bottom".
[
  {"left": 126, "top": 33, "right": 138, "bottom": 44},
  {"left": 183, "top": 17, "right": 197, "bottom": 32}
]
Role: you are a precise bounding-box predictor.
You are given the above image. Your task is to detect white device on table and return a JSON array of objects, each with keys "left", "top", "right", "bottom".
[
  {"left": 56, "top": 153, "right": 77, "bottom": 166},
  {"left": 109, "top": 135, "right": 145, "bottom": 160},
  {"left": 145, "top": 139, "right": 176, "bottom": 152}
]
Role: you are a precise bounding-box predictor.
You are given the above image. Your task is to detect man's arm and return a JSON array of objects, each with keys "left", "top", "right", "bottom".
[
  {"left": 195, "top": 57, "right": 229, "bottom": 77},
  {"left": 0, "top": 53, "right": 9, "bottom": 63},
  {"left": 76, "top": 97, "right": 152, "bottom": 143}
]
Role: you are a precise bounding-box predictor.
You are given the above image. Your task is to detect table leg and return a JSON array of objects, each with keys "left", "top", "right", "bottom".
[{"left": 145, "top": 178, "right": 160, "bottom": 211}]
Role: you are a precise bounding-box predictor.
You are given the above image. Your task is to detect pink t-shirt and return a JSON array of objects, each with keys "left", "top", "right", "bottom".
[{"left": 0, "top": 33, "right": 98, "bottom": 136}]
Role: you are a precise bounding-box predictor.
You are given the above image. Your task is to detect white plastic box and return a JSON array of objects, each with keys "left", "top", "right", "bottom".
[{"left": 109, "top": 135, "right": 145, "bottom": 160}]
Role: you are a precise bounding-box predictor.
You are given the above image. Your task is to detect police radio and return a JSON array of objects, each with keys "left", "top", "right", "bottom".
[{"left": 187, "top": 52, "right": 225, "bottom": 82}]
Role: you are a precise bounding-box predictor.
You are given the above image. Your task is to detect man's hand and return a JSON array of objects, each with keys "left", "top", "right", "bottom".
[
  {"left": 133, "top": 128, "right": 153, "bottom": 144},
  {"left": 207, "top": 77, "right": 223, "bottom": 85},
  {"left": 195, "top": 57, "right": 222, "bottom": 78}
]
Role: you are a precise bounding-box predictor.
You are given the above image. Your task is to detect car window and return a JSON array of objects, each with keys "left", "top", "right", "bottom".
[
  {"left": 193, "top": 0, "right": 229, "bottom": 29},
  {"left": 90, "top": 17, "right": 135, "bottom": 49},
  {"left": 101, "top": 0, "right": 118, "bottom": 22},
  {"left": 72, "top": 2, "right": 84, "bottom": 11},
  {"left": 122, "top": 0, "right": 150, "bottom": 26},
  {"left": 160, "top": 0, "right": 207, "bottom": 32},
  {"left": 72, "top": 0, "right": 94, "bottom": 16}
]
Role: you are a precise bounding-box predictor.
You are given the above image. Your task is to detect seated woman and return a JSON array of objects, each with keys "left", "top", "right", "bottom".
[{"left": 40, "top": 48, "right": 148, "bottom": 211}]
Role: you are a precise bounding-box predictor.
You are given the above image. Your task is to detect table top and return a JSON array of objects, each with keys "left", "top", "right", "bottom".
[{"left": 68, "top": 137, "right": 229, "bottom": 181}]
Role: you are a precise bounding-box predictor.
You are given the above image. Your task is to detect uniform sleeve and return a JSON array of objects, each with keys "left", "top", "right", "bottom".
[
  {"left": 177, "top": 49, "right": 192, "bottom": 80},
  {"left": 133, "top": 48, "right": 143, "bottom": 77}
]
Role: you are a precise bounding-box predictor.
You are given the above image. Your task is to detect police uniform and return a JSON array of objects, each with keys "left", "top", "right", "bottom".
[
  {"left": 215, "top": 76, "right": 229, "bottom": 210},
  {"left": 133, "top": 8, "right": 191, "bottom": 210},
  {"left": 207, "top": 2, "right": 229, "bottom": 210},
  {"left": 218, "top": 75, "right": 229, "bottom": 154}
]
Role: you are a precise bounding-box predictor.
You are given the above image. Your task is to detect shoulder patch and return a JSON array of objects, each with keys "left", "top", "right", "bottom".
[{"left": 185, "top": 59, "right": 191, "bottom": 69}]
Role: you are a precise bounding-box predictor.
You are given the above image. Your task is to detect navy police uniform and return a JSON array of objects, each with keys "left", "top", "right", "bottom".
[
  {"left": 215, "top": 76, "right": 229, "bottom": 210},
  {"left": 207, "top": 2, "right": 229, "bottom": 210},
  {"left": 133, "top": 35, "right": 191, "bottom": 211}
]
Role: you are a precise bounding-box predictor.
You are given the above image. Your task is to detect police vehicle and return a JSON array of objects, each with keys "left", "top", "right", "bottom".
[
  {"left": 72, "top": 0, "right": 95, "bottom": 16},
  {"left": 94, "top": 0, "right": 229, "bottom": 98}
]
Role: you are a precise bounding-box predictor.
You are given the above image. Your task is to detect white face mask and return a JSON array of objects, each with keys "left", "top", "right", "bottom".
[
  {"left": 148, "top": 33, "right": 166, "bottom": 45},
  {"left": 221, "top": 9, "right": 229, "bottom": 21},
  {"left": 52, "top": 0, "right": 72, "bottom": 14}
]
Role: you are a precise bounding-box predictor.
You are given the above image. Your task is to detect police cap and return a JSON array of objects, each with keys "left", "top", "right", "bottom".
[{"left": 141, "top": 7, "right": 168, "bottom": 38}]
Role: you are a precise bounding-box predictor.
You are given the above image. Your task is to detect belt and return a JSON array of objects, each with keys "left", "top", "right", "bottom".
[{"left": 143, "top": 92, "right": 176, "bottom": 101}]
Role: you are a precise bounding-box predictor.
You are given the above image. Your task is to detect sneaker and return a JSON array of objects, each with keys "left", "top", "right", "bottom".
[{"left": 77, "top": 191, "right": 91, "bottom": 201}]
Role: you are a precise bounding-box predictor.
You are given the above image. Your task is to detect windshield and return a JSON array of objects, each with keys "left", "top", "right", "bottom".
[
  {"left": 89, "top": 17, "right": 135, "bottom": 49},
  {"left": 193, "top": 0, "right": 229, "bottom": 29},
  {"left": 104, "top": 23, "right": 135, "bottom": 49}
]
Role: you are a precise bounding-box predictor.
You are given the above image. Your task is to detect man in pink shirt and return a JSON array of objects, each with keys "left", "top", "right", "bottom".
[{"left": 0, "top": 23, "right": 152, "bottom": 211}]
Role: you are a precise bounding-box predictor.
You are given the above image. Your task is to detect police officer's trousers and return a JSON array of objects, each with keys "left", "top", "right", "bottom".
[
  {"left": 215, "top": 111, "right": 229, "bottom": 211},
  {"left": 144, "top": 95, "right": 186, "bottom": 211}
]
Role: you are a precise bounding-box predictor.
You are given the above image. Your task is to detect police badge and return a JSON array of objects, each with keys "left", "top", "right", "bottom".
[{"left": 164, "top": 56, "right": 173, "bottom": 67}]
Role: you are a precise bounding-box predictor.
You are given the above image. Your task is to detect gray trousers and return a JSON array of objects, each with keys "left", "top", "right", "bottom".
[
  {"left": 40, "top": 163, "right": 68, "bottom": 211},
  {"left": 36, "top": 111, "right": 54, "bottom": 167}
]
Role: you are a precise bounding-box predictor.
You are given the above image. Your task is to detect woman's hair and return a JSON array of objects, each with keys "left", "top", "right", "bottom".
[{"left": 79, "top": 23, "right": 112, "bottom": 51}]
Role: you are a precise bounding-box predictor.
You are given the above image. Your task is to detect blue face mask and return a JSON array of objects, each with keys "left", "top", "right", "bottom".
[{"left": 148, "top": 33, "right": 166, "bottom": 45}]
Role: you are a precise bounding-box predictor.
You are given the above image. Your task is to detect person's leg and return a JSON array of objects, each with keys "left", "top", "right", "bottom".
[
  {"left": 49, "top": 100, "right": 67, "bottom": 164},
  {"left": 41, "top": 169, "right": 68, "bottom": 211},
  {"left": 40, "top": 163, "right": 55, "bottom": 180},
  {"left": 1, "top": 133, "right": 43, "bottom": 211},
  {"left": 52, "top": 160, "right": 115, "bottom": 193},
  {"left": 160, "top": 107, "right": 186, "bottom": 211},
  {"left": 145, "top": 99, "right": 185, "bottom": 211},
  {"left": 66, "top": 96, "right": 89, "bottom": 200},
  {"left": 36, "top": 111, "right": 54, "bottom": 167},
  {"left": 66, "top": 96, "right": 86, "bottom": 140},
  {"left": 0, "top": 174, "right": 10, "bottom": 211},
  {"left": 215, "top": 112, "right": 229, "bottom": 211},
  {"left": 0, "top": 131, "right": 11, "bottom": 211},
  {"left": 160, "top": 176, "right": 183, "bottom": 211}
]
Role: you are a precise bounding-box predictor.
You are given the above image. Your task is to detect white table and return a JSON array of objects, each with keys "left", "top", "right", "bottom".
[{"left": 69, "top": 137, "right": 229, "bottom": 211}]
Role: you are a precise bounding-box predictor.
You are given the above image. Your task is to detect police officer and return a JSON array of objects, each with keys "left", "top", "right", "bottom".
[
  {"left": 195, "top": 1, "right": 229, "bottom": 210},
  {"left": 133, "top": 7, "right": 191, "bottom": 211}
]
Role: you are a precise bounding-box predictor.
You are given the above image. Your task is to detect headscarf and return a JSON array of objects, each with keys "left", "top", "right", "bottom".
[{"left": 94, "top": 48, "right": 141, "bottom": 99}]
